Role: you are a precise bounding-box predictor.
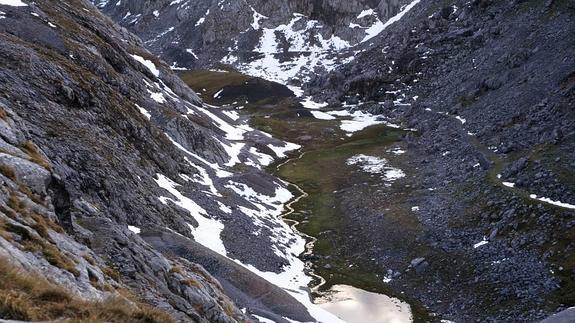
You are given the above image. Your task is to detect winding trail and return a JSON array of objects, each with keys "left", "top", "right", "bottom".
[{"left": 275, "top": 151, "right": 327, "bottom": 293}]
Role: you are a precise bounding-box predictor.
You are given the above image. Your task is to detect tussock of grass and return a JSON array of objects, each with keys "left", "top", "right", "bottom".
[
  {"left": 83, "top": 255, "right": 96, "bottom": 266},
  {"left": 2, "top": 216, "right": 79, "bottom": 277},
  {"left": 41, "top": 244, "right": 80, "bottom": 277},
  {"left": 182, "top": 278, "right": 200, "bottom": 288},
  {"left": 0, "top": 164, "right": 16, "bottom": 181},
  {"left": 0, "top": 108, "right": 8, "bottom": 120},
  {"left": 102, "top": 266, "right": 121, "bottom": 282},
  {"left": 18, "top": 184, "right": 46, "bottom": 205},
  {"left": 20, "top": 141, "right": 51, "bottom": 170},
  {"left": 2, "top": 191, "right": 75, "bottom": 275},
  {"left": 0, "top": 258, "right": 177, "bottom": 322}
]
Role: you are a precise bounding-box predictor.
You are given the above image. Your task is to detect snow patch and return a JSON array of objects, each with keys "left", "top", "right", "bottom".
[
  {"left": 267, "top": 141, "right": 301, "bottom": 158},
  {"left": 131, "top": 54, "right": 160, "bottom": 77},
  {"left": 529, "top": 194, "right": 575, "bottom": 210},
  {"left": 186, "top": 48, "right": 199, "bottom": 59},
  {"left": 195, "top": 9, "right": 209, "bottom": 26},
  {"left": 361, "top": 0, "right": 421, "bottom": 43},
  {"left": 474, "top": 238, "right": 489, "bottom": 249},
  {"left": 223, "top": 14, "right": 352, "bottom": 84},
  {"left": 148, "top": 91, "right": 166, "bottom": 104},
  {"left": 310, "top": 110, "right": 336, "bottom": 120},
  {"left": 0, "top": 0, "right": 27, "bottom": 6},
  {"left": 155, "top": 174, "right": 227, "bottom": 256},
  {"left": 213, "top": 89, "right": 224, "bottom": 98},
  {"left": 346, "top": 154, "right": 405, "bottom": 182},
  {"left": 135, "top": 104, "right": 151, "bottom": 119},
  {"left": 331, "top": 109, "right": 400, "bottom": 135},
  {"left": 301, "top": 97, "right": 328, "bottom": 110},
  {"left": 222, "top": 110, "right": 240, "bottom": 121},
  {"left": 357, "top": 9, "right": 375, "bottom": 19},
  {"left": 223, "top": 181, "right": 344, "bottom": 323}
]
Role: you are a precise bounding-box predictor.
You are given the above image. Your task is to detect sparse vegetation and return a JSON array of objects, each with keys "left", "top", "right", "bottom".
[
  {"left": 42, "top": 244, "right": 81, "bottom": 277},
  {"left": 2, "top": 191, "right": 78, "bottom": 276},
  {"left": 182, "top": 278, "right": 201, "bottom": 288},
  {"left": 179, "top": 69, "right": 250, "bottom": 102},
  {"left": 102, "top": 266, "right": 121, "bottom": 282},
  {"left": 18, "top": 184, "right": 45, "bottom": 205},
  {"left": 83, "top": 255, "right": 96, "bottom": 266},
  {"left": 0, "top": 258, "right": 177, "bottom": 322},
  {"left": 20, "top": 141, "right": 51, "bottom": 170},
  {"left": 0, "top": 164, "right": 16, "bottom": 181},
  {"left": 0, "top": 108, "right": 8, "bottom": 120},
  {"left": 223, "top": 302, "right": 235, "bottom": 316}
]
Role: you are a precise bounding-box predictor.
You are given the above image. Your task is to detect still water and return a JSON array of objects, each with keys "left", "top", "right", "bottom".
[{"left": 317, "top": 285, "right": 413, "bottom": 323}]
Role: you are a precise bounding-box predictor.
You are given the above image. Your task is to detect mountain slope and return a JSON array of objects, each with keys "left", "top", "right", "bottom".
[
  {"left": 307, "top": 0, "right": 575, "bottom": 321},
  {"left": 0, "top": 0, "right": 338, "bottom": 322},
  {"left": 4, "top": 0, "right": 574, "bottom": 322},
  {"left": 93, "top": 0, "right": 416, "bottom": 84},
  {"left": 96, "top": 0, "right": 575, "bottom": 321}
]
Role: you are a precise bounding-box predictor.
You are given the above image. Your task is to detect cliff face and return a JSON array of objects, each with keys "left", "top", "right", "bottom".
[
  {"left": 93, "top": 0, "right": 412, "bottom": 83},
  {"left": 0, "top": 0, "right": 318, "bottom": 322}
]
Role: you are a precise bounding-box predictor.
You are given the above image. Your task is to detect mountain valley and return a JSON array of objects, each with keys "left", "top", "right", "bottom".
[{"left": 1, "top": 0, "right": 574, "bottom": 322}]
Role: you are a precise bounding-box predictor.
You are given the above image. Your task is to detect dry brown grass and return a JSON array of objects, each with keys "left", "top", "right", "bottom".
[
  {"left": 18, "top": 184, "right": 46, "bottom": 205},
  {"left": 83, "top": 254, "right": 96, "bottom": 266},
  {"left": 41, "top": 244, "right": 81, "bottom": 277},
  {"left": 182, "top": 278, "right": 201, "bottom": 288},
  {"left": 102, "top": 266, "right": 121, "bottom": 282},
  {"left": 2, "top": 191, "right": 75, "bottom": 276},
  {"left": 20, "top": 141, "right": 51, "bottom": 170},
  {"left": 7, "top": 191, "right": 25, "bottom": 215},
  {"left": 0, "top": 164, "right": 16, "bottom": 180},
  {"left": 30, "top": 211, "right": 64, "bottom": 235},
  {"left": 0, "top": 258, "right": 177, "bottom": 322},
  {"left": 0, "top": 108, "right": 8, "bottom": 120}
]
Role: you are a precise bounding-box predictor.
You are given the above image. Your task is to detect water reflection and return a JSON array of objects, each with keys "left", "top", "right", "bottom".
[{"left": 316, "top": 284, "right": 412, "bottom": 323}]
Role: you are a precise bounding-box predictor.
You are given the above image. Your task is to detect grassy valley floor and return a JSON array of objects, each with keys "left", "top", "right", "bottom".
[{"left": 180, "top": 69, "right": 431, "bottom": 321}]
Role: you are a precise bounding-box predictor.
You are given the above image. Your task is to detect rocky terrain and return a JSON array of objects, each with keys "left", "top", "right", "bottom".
[
  {"left": 93, "top": 0, "right": 415, "bottom": 84},
  {"left": 0, "top": 0, "right": 342, "bottom": 322},
  {"left": 2, "top": 0, "right": 574, "bottom": 322},
  {"left": 97, "top": 0, "right": 575, "bottom": 322},
  {"left": 305, "top": 0, "right": 575, "bottom": 321}
]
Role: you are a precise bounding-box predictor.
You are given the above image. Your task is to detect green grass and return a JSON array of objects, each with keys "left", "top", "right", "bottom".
[
  {"left": 274, "top": 124, "right": 401, "bottom": 271},
  {"left": 272, "top": 124, "right": 430, "bottom": 321},
  {"left": 179, "top": 69, "right": 251, "bottom": 102}
]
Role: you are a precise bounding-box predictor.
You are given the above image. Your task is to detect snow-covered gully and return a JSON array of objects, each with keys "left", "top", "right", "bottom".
[{"left": 275, "top": 152, "right": 328, "bottom": 293}]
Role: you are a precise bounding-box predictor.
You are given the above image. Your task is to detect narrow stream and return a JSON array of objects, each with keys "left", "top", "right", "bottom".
[
  {"left": 273, "top": 126, "right": 415, "bottom": 323},
  {"left": 275, "top": 152, "right": 327, "bottom": 291}
]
